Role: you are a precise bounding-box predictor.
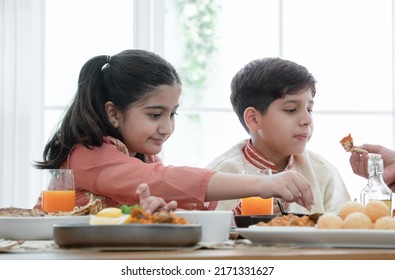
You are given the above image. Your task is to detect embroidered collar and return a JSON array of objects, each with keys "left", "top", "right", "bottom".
[{"left": 242, "top": 139, "right": 294, "bottom": 173}]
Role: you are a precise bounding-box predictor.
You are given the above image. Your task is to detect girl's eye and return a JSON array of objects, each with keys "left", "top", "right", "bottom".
[
  {"left": 285, "top": 109, "right": 296, "bottom": 113},
  {"left": 170, "top": 112, "right": 178, "bottom": 118},
  {"left": 150, "top": 113, "right": 161, "bottom": 119}
]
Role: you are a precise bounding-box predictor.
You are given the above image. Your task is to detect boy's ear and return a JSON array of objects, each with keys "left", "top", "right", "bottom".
[
  {"left": 244, "top": 107, "right": 260, "bottom": 132},
  {"left": 105, "top": 101, "right": 120, "bottom": 128}
]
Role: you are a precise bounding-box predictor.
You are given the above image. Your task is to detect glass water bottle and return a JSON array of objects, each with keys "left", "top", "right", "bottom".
[{"left": 361, "top": 153, "right": 392, "bottom": 215}]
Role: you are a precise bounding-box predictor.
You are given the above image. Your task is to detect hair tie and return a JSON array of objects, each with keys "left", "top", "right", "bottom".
[{"left": 101, "top": 55, "right": 111, "bottom": 71}]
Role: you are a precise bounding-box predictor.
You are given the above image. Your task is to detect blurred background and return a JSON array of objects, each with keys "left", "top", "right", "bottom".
[{"left": 1, "top": 0, "right": 394, "bottom": 208}]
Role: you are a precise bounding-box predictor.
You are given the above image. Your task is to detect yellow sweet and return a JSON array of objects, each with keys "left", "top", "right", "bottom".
[
  {"left": 373, "top": 216, "right": 395, "bottom": 230},
  {"left": 343, "top": 212, "right": 373, "bottom": 229},
  {"left": 338, "top": 201, "right": 365, "bottom": 220},
  {"left": 316, "top": 213, "right": 343, "bottom": 229},
  {"left": 363, "top": 201, "right": 390, "bottom": 222}
]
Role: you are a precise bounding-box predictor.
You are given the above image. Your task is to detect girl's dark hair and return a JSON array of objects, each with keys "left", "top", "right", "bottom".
[
  {"left": 230, "top": 57, "right": 316, "bottom": 132},
  {"left": 35, "top": 49, "right": 181, "bottom": 169}
]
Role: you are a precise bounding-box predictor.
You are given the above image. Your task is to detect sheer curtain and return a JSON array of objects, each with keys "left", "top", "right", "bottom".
[{"left": 0, "top": 0, "right": 45, "bottom": 208}]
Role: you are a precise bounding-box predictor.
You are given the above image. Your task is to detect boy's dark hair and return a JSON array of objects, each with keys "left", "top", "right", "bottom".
[
  {"left": 230, "top": 57, "right": 316, "bottom": 132},
  {"left": 35, "top": 49, "right": 181, "bottom": 169}
]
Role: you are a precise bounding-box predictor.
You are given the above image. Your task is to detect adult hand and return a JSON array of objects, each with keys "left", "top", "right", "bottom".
[
  {"left": 136, "top": 183, "right": 178, "bottom": 213},
  {"left": 350, "top": 144, "right": 395, "bottom": 186}
]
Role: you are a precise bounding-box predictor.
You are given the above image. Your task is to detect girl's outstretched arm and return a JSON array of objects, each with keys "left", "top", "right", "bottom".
[{"left": 205, "top": 170, "right": 314, "bottom": 210}]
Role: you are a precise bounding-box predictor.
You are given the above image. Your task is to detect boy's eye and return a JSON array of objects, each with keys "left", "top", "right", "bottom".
[
  {"left": 285, "top": 109, "right": 296, "bottom": 113},
  {"left": 170, "top": 112, "right": 178, "bottom": 118}
]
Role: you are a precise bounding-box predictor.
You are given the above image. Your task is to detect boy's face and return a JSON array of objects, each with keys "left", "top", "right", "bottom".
[{"left": 251, "top": 88, "right": 314, "bottom": 158}]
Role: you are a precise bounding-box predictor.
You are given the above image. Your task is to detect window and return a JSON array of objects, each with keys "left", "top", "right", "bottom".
[
  {"left": 162, "top": 0, "right": 395, "bottom": 201},
  {"left": 1, "top": 0, "right": 394, "bottom": 208}
]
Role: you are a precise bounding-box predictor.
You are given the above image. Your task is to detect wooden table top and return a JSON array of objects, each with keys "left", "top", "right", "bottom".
[{"left": 1, "top": 240, "right": 395, "bottom": 260}]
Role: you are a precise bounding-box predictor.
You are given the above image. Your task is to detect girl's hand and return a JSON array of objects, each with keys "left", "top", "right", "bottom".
[
  {"left": 136, "top": 183, "right": 178, "bottom": 213},
  {"left": 261, "top": 170, "right": 314, "bottom": 210}
]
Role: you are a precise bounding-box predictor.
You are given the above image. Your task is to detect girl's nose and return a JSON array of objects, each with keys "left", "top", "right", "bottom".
[{"left": 159, "top": 118, "right": 174, "bottom": 135}]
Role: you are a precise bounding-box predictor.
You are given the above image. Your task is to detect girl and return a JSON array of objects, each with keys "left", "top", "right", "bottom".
[{"left": 34, "top": 49, "right": 314, "bottom": 211}]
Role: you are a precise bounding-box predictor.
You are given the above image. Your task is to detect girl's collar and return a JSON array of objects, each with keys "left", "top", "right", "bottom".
[{"left": 242, "top": 139, "right": 294, "bottom": 173}]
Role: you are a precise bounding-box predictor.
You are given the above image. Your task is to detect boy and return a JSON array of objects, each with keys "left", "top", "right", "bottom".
[{"left": 207, "top": 57, "right": 350, "bottom": 214}]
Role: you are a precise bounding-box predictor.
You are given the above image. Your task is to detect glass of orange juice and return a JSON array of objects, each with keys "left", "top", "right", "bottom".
[
  {"left": 241, "top": 168, "right": 273, "bottom": 215},
  {"left": 41, "top": 169, "right": 76, "bottom": 213}
]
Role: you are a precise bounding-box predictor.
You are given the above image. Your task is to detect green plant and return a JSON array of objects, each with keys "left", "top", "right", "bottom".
[{"left": 175, "top": 0, "right": 220, "bottom": 106}]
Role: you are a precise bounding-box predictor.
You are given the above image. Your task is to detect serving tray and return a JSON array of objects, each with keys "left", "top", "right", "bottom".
[{"left": 53, "top": 223, "right": 202, "bottom": 248}]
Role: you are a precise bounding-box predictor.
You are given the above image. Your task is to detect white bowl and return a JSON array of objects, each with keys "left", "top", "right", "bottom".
[
  {"left": 0, "top": 216, "right": 89, "bottom": 240},
  {"left": 174, "top": 210, "right": 233, "bottom": 243}
]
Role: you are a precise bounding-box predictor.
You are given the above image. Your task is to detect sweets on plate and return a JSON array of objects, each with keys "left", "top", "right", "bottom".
[
  {"left": 363, "top": 200, "right": 389, "bottom": 222},
  {"left": 317, "top": 200, "right": 394, "bottom": 230},
  {"left": 343, "top": 212, "right": 373, "bottom": 229},
  {"left": 374, "top": 216, "right": 395, "bottom": 229},
  {"left": 316, "top": 213, "right": 343, "bottom": 229},
  {"left": 338, "top": 201, "right": 364, "bottom": 220}
]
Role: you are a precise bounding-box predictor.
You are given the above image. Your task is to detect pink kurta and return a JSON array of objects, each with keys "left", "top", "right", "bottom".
[{"left": 34, "top": 137, "right": 215, "bottom": 210}]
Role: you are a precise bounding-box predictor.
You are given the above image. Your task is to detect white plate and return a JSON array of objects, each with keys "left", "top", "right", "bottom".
[
  {"left": 0, "top": 216, "right": 89, "bottom": 240},
  {"left": 236, "top": 226, "right": 395, "bottom": 248}
]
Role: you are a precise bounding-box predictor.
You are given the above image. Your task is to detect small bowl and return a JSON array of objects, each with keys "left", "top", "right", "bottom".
[
  {"left": 234, "top": 215, "right": 253, "bottom": 228},
  {"left": 235, "top": 215, "right": 277, "bottom": 227},
  {"left": 174, "top": 210, "right": 233, "bottom": 243},
  {"left": 251, "top": 215, "right": 277, "bottom": 225}
]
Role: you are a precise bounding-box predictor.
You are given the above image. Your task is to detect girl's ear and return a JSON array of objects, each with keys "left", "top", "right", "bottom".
[
  {"left": 105, "top": 101, "right": 120, "bottom": 128},
  {"left": 243, "top": 107, "right": 260, "bottom": 132}
]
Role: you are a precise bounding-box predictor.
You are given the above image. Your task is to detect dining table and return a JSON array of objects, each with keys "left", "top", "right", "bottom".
[{"left": 1, "top": 239, "right": 395, "bottom": 260}]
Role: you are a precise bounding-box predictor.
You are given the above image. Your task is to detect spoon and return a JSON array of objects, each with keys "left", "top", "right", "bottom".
[{"left": 276, "top": 198, "right": 323, "bottom": 223}]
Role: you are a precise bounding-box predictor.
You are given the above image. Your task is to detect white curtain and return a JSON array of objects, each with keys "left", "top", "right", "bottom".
[{"left": 0, "top": 0, "right": 45, "bottom": 208}]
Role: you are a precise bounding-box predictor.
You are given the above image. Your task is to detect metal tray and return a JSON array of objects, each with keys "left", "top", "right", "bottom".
[{"left": 53, "top": 223, "right": 202, "bottom": 248}]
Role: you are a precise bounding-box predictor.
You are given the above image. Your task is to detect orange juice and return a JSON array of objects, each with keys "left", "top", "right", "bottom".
[
  {"left": 42, "top": 190, "right": 76, "bottom": 212},
  {"left": 241, "top": 197, "right": 273, "bottom": 215}
]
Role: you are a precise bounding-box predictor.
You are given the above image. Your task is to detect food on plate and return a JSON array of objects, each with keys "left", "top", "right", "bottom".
[
  {"left": 338, "top": 201, "right": 364, "bottom": 220},
  {"left": 363, "top": 200, "right": 390, "bottom": 222},
  {"left": 343, "top": 212, "right": 373, "bottom": 229},
  {"left": 89, "top": 206, "right": 189, "bottom": 225},
  {"left": 373, "top": 216, "right": 395, "bottom": 229},
  {"left": 90, "top": 208, "right": 132, "bottom": 225},
  {"left": 256, "top": 214, "right": 315, "bottom": 227},
  {"left": 0, "top": 194, "right": 102, "bottom": 217},
  {"left": 316, "top": 213, "right": 343, "bottom": 229},
  {"left": 0, "top": 207, "right": 46, "bottom": 217},
  {"left": 53, "top": 194, "right": 103, "bottom": 216},
  {"left": 339, "top": 133, "right": 366, "bottom": 153}
]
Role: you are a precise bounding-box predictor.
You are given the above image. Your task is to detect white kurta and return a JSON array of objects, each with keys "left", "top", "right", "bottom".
[{"left": 207, "top": 140, "right": 351, "bottom": 214}]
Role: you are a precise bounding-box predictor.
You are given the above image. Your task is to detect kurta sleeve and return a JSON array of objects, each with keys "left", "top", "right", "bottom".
[{"left": 68, "top": 140, "right": 214, "bottom": 210}]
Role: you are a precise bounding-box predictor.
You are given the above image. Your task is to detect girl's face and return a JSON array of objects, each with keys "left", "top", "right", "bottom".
[
  {"left": 249, "top": 88, "right": 314, "bottom": 168},
  {"left": 109, "top": 84, "right": 181, "bottom": 156}
]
